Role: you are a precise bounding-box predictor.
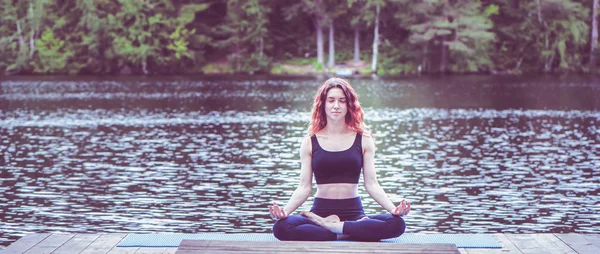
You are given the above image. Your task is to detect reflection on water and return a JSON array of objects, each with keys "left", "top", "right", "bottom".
[{"left": 1, "top": 76, "right": 600, "bottom": 247}]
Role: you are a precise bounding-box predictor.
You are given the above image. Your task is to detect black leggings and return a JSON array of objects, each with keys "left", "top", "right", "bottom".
[{"left": 272, "top": 197, "right": 405, "bottom": 241}]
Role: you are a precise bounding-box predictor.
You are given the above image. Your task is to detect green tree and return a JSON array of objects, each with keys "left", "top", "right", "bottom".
[
  {"left": 68, "top": 0, "right": 115, "bottom": 73},
  {"left": 491, "top": 0, "right": 588, "bottom": 72},
  {"left": 172, "top": 1, "right": 211, "bottom": 72},
  {"left": 108, "top": 0, "right": 167, "bottom": 74},
  {"left": 36, "top": 0, "right": 112, "bottom": 74},
  {"left": 168, "top": 25, "right": 195, "bottom": 60},
  {"left": 32, "top": 28, "right": 72, "bottom": 73},
  {"left": 320, "top": 0, "right": 348, "bottom": 68},
  {"left": 346, "top": 0, "right": 368, "bottom": 65},
  {"left": 284, "top": 0, "right": 328, "bottom": 67},
  {"left": 0, "top": 0, "right": 596, "bottom": 75},
  {"left": 536, "top": 0, "right": 588, "bottom": 71},
  {"left": 400, "top": 0, "right": 496, "bottom": 73},
  {"left": 267, "top": 0, "right": 313, "bottom": 60},
  {"left": 214, "top": 0, "right": 272, "bottom": 73},
  {"left": 0, "top": 0, "right": 20, "bottom": 73},
  {"left": 1, "top": 0, "right": 49, "bottom": 74}
]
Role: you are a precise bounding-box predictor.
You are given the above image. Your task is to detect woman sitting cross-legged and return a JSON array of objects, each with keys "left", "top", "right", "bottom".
[{"left": 269, "top": 78, "right": 410, "bottom": 241}]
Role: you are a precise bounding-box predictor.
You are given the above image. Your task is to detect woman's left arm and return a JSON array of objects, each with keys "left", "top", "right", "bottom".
[{"left": 362, "top": 134, "right": 410, "bottom": 216}]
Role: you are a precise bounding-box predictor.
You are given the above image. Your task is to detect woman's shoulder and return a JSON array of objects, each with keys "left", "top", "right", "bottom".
[
  {"left": 360, "top": 131, "right": 376, "bottom": 150},
  {"left": 302, "top": 134, "right": 314, "bottom": 142},
  {"left": 300, "top": 134, "right": 314, "bottom": 151},
  {"left": 360, "top": 130, "right": 373, "bottom": 139}
]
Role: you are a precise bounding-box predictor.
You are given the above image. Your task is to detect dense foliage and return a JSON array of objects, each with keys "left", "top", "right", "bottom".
[{"left": 0, "top": 0, "right": 598, "bottom": 75}]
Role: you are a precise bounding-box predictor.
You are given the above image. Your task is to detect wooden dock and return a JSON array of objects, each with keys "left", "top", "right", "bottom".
[{"left": 1, "top": 233, "right": 599, "bottom": 254}]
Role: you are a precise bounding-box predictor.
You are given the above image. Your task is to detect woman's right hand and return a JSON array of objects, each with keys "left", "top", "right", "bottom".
[{"left": 269, "top": 201, "right": 288, "bottom": 220}]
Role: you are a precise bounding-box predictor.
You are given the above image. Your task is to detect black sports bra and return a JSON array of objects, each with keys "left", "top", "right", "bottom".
[{"left": 311, "top": 133, "right": 363, "bottom": 184}]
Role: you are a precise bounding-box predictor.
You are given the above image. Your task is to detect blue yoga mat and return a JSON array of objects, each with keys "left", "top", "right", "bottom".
[{"left": 117, "top": 233, "right": 501, "bottom": 248}]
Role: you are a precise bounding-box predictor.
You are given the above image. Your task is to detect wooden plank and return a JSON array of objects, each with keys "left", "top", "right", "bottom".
[
  {"left": 465, "top": 234, "right": 522, "bottom": 254},
  {"left": 107, "top": 246, "right": 139, "bottom": 254},
  {"left": 555, "top": 234, "right": 600, "bottom": 254},
  {"left": 24, "top": 233, "right": 75, "bottom": 254},
  {"left": 5, "top": 233, "right": 592, "bottom": 254},
  {"left": 80, "top": 233, "right": 128, "bottom": 254},
  {"left": 176, "top": 240, "right": 460, "bottom": 254},
  {"left": 505, "top": 233, "right": 550, "bottom": 254},
  {"left": 176, "top": 240, "right": 457, "bottom": 253},
  {"left": 163, "top": 248, "right": 177, "bottom": 254},
  {"left": 180, "top": 252, "right": 307, "bottom": 254},
  {"left": 53, "top": 234, "right": 101, "bottom": 254},
  {"left": 135, "top": 247, "right": 177, "bottom": 254},
  {"left": 1, "top": 233, "right": 51, "bottom": 254},
  {"left": 581, "top": 234, "right": 600, "bottom": 249},
  {"left": 177, "top": 247, "right": 459, "bottom": 253},
  {"left": 106, "top": 233, "right": 140, "bottom": 254},
  {"left": 529, "top": 234, "right": 576, "bottom": 254}
]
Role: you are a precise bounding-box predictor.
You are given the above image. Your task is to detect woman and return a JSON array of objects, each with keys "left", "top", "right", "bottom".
[{"left": 269, "top": 78, "right": 411, "bottom": 241}]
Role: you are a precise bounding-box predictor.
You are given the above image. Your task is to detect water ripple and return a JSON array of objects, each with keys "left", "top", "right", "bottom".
[{"left": 1, "top": 78, "right": 600, "bottom": 247}]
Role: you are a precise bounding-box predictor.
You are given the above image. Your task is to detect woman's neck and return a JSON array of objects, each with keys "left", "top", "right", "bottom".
[{"left": 322, "top": 123, "right": 350, "bottom": 135}]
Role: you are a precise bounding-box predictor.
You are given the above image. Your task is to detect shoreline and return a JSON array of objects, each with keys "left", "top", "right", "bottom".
[
  {"left": 4, "top": 61, "right": 600, "bottom": 79},
  {"left": 3, "top": 71, "right": 600, "bottom": 80}
]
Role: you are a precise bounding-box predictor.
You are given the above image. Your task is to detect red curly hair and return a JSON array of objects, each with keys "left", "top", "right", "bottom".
[{"left": 307, "top": 78, "right": 367, "bottom": 136}]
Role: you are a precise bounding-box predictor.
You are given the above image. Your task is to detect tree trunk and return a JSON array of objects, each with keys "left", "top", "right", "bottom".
[
  {"left": 422, "top": 44, "right": 428, "bottom": 73},
  {"left": 353, "top": 26, "right": 360, "bottom": 64},
  {"left": 371, "top": 5, "right": 380, "bottom": 73},
  {"left": 440, "top": 37, "right": 448, "bottom": 73},
  {"left": 315, "top": 18, "right": 324, "bottom": 65},
  {"left": 29, "top": 29, "right": 35, "bottom": 57},
  {"left": 16, "top": 21, "right": 26, "bottom": 53},
  {"left": 259, "top": 37, "right": 264, "bottom": 58},
  {"left": 536, "top": 0, "right": 551, "bottom": 72},
  {"left": 544, "top": 21, "right": 549, "bottom": 50},
  {"left": 235, "top": 37, "right": 241, "bottom": 71},
  {"left": 142, "top": 58, "right": 148, "bottom": 74},
  {"left": 328, "top": 20, "right": 335, "bottom": 68},
  {"left": 590, "top": 0, "right": 599, "bottom": 68},
  {"left": 543, "top": 38, "right": 552, "bottom": 72},
  {"left": 536, "top": 0, "right": 542, "bottom": 24},
  {"left": 546, "top": 52, "right": 554, "bottom": 72},
  {"left": 28, "top": 2, "right": 36, "bottom": 57}
]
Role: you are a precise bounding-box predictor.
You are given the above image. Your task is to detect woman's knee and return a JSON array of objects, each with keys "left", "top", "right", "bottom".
[
  {"left": 272, "top": 216, "right": 309, "bottom": 240},
  {"left": 388, "top": 216, "right": 406, "bottom": 237},
  {"left": 272, "top": 219, "right": 290, "bottom": 240}
]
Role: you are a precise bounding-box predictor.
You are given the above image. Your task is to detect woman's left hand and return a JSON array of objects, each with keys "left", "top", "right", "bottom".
[{"left": 392, "top": 200, "right": 411, "bottom": 216}]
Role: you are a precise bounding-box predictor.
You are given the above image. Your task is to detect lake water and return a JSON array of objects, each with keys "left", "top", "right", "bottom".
[{"left": 1, "top": 75, "right": 600, "bottom": 247}]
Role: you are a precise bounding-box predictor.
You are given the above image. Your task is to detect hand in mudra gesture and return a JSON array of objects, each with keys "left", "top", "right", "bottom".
[
  {"left": 392, "top": 200, "right": 411, "bottom": 217},
  {"left": 269, "top": 201, "right": 288, "bottom": 220}
]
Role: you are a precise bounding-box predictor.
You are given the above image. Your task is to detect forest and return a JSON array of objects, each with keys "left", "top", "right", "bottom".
[{"left": 1, "top": 0, "right": 599, "bottom": 76}]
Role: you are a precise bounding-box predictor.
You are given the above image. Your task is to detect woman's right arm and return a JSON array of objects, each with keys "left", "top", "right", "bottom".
[{"left": 280, "top": 136, "right": 314, "bottom": 216}]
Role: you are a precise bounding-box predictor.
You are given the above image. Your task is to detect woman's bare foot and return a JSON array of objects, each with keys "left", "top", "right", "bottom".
[
  {"left": 301, "top": 211, "right": 344, "bottom": 234},
  {"left": 325, "top": 215, "right": 350, "bottom": 240},
  {"left": 301, "top": 211, "right": 328, "bottom": 228},
  {"left": 334, "top": 217, "right": 366, "bottom": 239},
  {"left": 325, "top": 214, "right": 340, "bottom": 223}
]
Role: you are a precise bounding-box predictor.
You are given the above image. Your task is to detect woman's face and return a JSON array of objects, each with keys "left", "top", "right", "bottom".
[{"left": 324, "top": 87, "right": 348, "bottom": 122}]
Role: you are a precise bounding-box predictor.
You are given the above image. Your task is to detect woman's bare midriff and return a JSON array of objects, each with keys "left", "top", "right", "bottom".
[{"left": 314, "top": 183, "right": 359, "bottom": 199}]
